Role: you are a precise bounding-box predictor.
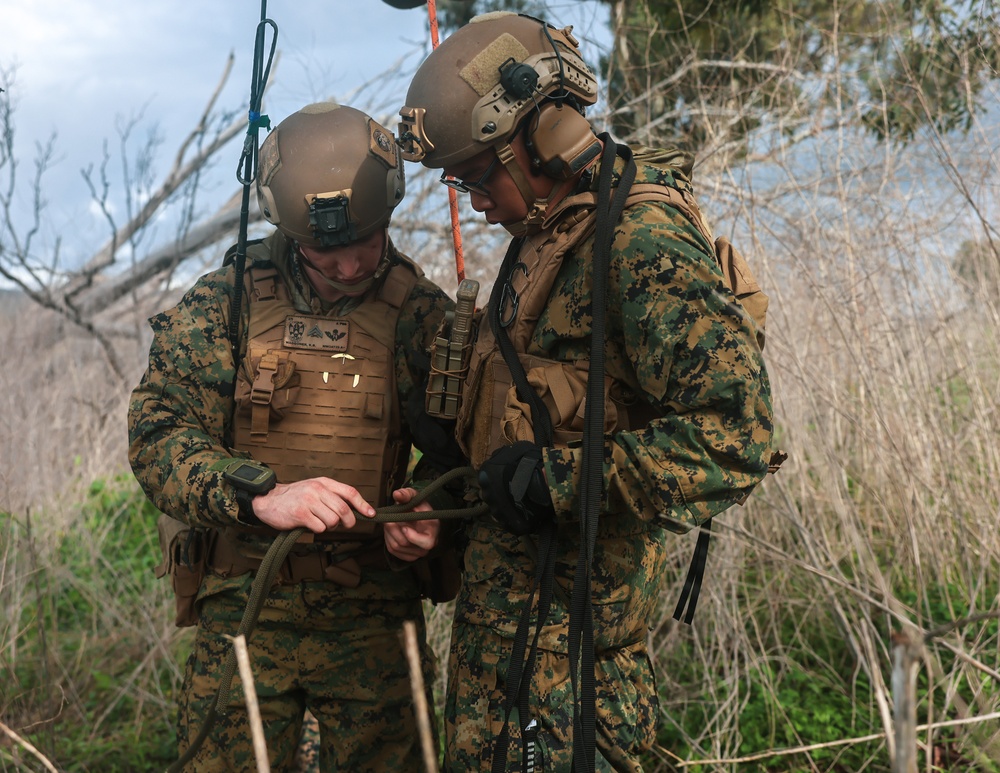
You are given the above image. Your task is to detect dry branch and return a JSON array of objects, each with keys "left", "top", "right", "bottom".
[
  {"left": 72, "top": 188, "right": 261, "bottom": 318},
  {"left": 403, "top": 620, "right": 438, "bottom": 773},
  {"left": 232, "top": 634, "right": 270, "bottom": 773},
  {"left": 0, "top": 719, "right": 60, "bottom": 773}
]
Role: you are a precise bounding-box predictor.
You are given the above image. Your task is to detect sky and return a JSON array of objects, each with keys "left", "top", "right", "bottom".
[{"left": 2, "top": 0, "right": 611, "bottom": 271}]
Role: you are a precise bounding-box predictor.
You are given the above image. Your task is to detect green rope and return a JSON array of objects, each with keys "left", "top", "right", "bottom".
[
  {"left": 167, "top": 528, "right": 302, "bottom": 772},
  {"left": 168, "top": 465, "right": 483, "bottom": 771},
  {"left": 370, "top": 465, "right": 487, "bottom": 522}
]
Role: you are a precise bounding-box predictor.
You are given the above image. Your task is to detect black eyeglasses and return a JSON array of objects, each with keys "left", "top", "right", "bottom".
[{"left": 439, "top": 154, "right": 500, "bottom": 196}]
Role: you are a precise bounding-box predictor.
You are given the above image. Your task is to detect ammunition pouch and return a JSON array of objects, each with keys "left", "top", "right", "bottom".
[
  {"left": 426, "top": 278, "right": 479, "bottom": 420},
  {"left": 425, "top": 314, "right": 477, "bottom": 419},
  {"left": 234, "top": 351, "right": 302, "bottom": 432}
]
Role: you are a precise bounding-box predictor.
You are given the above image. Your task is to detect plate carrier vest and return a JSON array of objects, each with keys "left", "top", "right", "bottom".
[
  {"left": 455, "top": 170, "right": 767, "bottom": 471},
  {"left": 232, "top": 247, "right": 420, "bottom": 535}
]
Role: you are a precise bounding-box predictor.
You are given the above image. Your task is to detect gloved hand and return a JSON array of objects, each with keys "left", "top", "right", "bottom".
[{"left": 478, "top": 441, "right": 555, "bottom": 535}]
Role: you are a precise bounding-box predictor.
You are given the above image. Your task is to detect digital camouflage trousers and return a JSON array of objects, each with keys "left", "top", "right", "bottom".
[
  {"left": 177, "top": 571, "right": 436, "bottom": 772},
  {"left": 444, "top": 621, "right": 659, "bottom": 772}
]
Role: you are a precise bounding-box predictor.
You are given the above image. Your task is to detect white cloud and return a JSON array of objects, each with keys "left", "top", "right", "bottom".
[{"left": 3, "top": 1, "right": 610, "bottom": 268}]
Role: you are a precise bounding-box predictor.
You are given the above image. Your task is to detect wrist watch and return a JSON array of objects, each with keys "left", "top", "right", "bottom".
[{"left": 223, "top": 459, "right": 277, "bottom": 526}]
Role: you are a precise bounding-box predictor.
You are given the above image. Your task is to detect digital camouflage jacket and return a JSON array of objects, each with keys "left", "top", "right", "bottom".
[
  {"left": 128, "top": 230, "right": 458, "bottom": 534},
  {"left": 454, "top": 145, "right": 774, "bottom": 648}
]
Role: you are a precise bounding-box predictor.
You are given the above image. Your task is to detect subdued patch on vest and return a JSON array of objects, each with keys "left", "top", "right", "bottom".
[{"left": 284, "top": 315, "right": 350, "bottom": 351}]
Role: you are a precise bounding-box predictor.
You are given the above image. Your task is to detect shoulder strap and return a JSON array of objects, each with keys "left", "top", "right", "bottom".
[
  {"left": 223, "top": 237, "right": 270, "bottom": 267},
  {"left": 349, "top": 262, "right": 419, "bottom": 350},
  {"left": 377, "top": 258, "right": 420, "bottom": 310},
  {"left": 569, "top": 138, "right": 636, "bottom": 773}
]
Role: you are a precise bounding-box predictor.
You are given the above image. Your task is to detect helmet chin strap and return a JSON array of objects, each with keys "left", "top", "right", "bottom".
[
  {"left": 294, "top": 234, "right": 390, "bottom": 294},
  {"left": 494, "top": 142, "right": 570, "bottom": 236}
]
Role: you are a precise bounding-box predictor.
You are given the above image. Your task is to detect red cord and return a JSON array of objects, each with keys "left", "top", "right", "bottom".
[{"left": 426, "top": 0, "right": 466, "bottom": 283}]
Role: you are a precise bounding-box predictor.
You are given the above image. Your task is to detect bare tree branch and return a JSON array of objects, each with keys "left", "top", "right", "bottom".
[
  {"left": 64, "top": 59, "right": 246, "bottom": 303},
  {"left": 0, "top": 56, "right": 264, "bottom": 378},
  {"left": 72, "top": 188, "right": 262, "bottom": 318}
]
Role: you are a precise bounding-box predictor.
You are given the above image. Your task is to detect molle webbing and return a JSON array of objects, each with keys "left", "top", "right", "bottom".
[{"left": 232, "top": 263, "right": 417, "bottom": 530}]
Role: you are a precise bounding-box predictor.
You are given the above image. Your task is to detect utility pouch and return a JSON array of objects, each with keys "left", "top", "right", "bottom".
[
  {"left": 154, "top": 514, "right": 214, "bottom": 628},
  {"left": 234, "top": 348, "right": 301, "bottom": 442},
  {"left": 426, "top": 279, "right": 479, "bottom": 419}
]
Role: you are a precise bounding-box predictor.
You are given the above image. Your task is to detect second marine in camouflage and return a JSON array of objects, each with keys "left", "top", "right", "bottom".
[{"left": 398, "top": 12, "right": 773, "bottom": 771}]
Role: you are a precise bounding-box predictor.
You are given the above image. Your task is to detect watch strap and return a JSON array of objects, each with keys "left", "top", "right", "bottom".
[{"left": 233, "top": 487, "right": 265, "bottom": 527}]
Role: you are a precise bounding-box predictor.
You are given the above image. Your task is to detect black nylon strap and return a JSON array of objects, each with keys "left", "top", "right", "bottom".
[
  {"left": 489, "top": 238, "right": 553, "bottom": 448},
  {"left": 672, "top": 521, "right": 712, "bottom": 624},
  {"left": 568, "top": 137, "right": 636, "bottom": 773},
  {"left": 487, "top": 138, "right": 637, "bottom": 772},
  {"left": 489, "top": 237, "right": 560, "bottom": 773},
  {"left": 490, "top": 522, "right": 557, "bottom": 773}
]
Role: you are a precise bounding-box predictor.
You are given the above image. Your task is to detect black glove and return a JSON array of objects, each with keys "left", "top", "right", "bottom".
[{"left": 478, "top": 441, "right": 555, "bottom": 535}]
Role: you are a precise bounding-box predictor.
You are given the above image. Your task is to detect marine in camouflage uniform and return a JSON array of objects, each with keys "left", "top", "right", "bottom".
[
  {"left": 128, "top": 104, "right": 460, "bottom": 772},
  {"left": 399, "top": 14, "right": 773, "bottom": 771}
]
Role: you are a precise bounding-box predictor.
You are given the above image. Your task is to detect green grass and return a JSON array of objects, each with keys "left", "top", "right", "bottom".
[
  {"left": 647, "top": 559, "right": 1000, "bottom": 772},
  {"left": 1, "top": 476, "right": 182, "bottom": 772},
  {"left": 3, "top": 475, "right": 999, "bottom": 772}
]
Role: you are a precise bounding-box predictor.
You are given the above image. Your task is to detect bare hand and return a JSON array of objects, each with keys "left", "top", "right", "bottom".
[
  {"left": 250, "top": 477, "right": 375, "bottom": 533},
  {"left": 384, "top": 487, "right": 441, "bottom": 561}
]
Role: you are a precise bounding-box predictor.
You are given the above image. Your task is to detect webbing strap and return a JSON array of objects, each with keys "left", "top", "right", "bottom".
[
  {"left": 488, "top": 236, "right": 560, "bottom": 773},
  {"left": 489, "top": 238, "right": 553, "bottom": 449},
  {"left": 490, "top": 523, "right": 557, "bottom": 773},
  {"left": 672, "top": 521, "right": 713, "bottom": 624},
  {"left": 488, "top": 137, "right": 637, "bottom": 772},
  {"left": 569, "top": 137, "right": 636, "bottom": 773}
]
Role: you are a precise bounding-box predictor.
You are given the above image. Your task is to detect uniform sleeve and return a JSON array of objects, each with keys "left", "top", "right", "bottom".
[
  {"left": 542, "top": 201, "right": 773, "bottom": 532},
  {"left": 394, "top": 276, "right": 466, "bottom": 482},
  {"left": 127, "top": 268, "right": 246, "bottom": 527}
]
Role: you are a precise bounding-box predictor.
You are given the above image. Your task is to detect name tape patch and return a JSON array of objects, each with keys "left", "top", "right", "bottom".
[{"left": 283, "top": 315, "right": 349, "bottom": 351}]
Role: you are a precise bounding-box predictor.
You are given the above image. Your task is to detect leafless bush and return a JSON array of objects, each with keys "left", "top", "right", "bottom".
[{"left": 629, "top": 59, "right": 1000, "bottom": 771}]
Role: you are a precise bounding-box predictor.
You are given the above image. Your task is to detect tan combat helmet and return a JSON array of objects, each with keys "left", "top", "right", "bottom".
[
  {"left": 257, "top": 103, "right": 405, "bottom": 248},
  {"left": 399, "top": 13, "right": 600, "bottom": 230}
]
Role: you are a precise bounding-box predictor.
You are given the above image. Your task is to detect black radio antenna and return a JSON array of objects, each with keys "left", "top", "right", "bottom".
[{"left": 228, "top": 1, "right": 277, "bottom": 362}]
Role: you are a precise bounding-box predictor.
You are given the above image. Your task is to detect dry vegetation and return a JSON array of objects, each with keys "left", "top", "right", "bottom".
[
  {"left": 2, "top": 9, "right": 1000, "bottom": 772},
  {"left": 640, "top": 100, "right": 1000, "bottom": 770}
]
